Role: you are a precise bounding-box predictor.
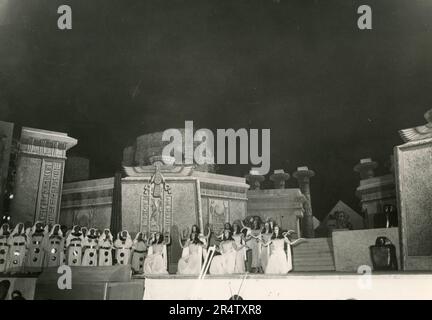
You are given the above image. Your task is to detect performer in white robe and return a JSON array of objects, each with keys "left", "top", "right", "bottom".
[
  {"left": 180, "top": 225, "right": 210, "bottom": 259},
  {"left": 98, "top": 229, "right": 113, "bottom": 266},
  {"left": 131, "top": 232, "right": 147, "bottom": 274},
  {"left": 243, "top": 218, "right": 262, "bottom": 273},
  {"left": 66, "top": 225, "right": 84, "bottom": 266},
  {"left": 114, "top": 230, "right": 133, "bottom": 265},
  {"left": 144, "top": 232, "right": 169, "bottom": 275},
  {"left": 232, "top": 223, "right": 246, "bottom": 274},
  {"left": 6, "top": 223, "right": 27, "bottom": 273},
  {"left": 0, "top": 223, "right": 11, "bottom": 273},
  {"left": 264, "top": 225, "right": 306, "bottom": 274},
  {"left": 177, "top": 232, "right": 206, "bottom": 275},
  {"left": 25, "top": 221, "right": 46, "bottom": 271},
  {"left": 259, "top": 221, "right": 273, "bottom": 273},
  {"left": 209, "top": 229, "right": 237, "bottom": 275},
  {"left": 82, "top": 228, "right": 98, "bottom": 266},
  {"left": 44, "top": 224, "right": 64, "bottom": 267}
]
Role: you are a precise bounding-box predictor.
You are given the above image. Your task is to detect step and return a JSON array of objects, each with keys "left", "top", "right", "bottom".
[
  {"left": 293, "top": 263, "right": 335, "bottom": 268},
  {"left": 294, "top": 245, "right": 332, "bottom": 249},
  {"left": 293, "top": 258, "right": 335, "bottom": 264},
  {"left": 293, "top": 266, "right": 336, "bottom": 272},
  {"left": 294, "top": 243, "right": 333, "bottom": 249},
  {"left": 293, "top": 251, "right": 334, "bottom": 256},
  {"left": 293, "top": 257, "right": 335, "bottom": 264},
  {"left": 290, "top": 238, "right": 336, "bottom": 272},
  {"left": 293, "top": 248, "right": 333, "bottom": 254}
]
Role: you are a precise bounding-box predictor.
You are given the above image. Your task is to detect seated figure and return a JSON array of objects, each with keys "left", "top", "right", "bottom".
[{"left": 144, "top": 232, "right": 170, "bottom": 275}]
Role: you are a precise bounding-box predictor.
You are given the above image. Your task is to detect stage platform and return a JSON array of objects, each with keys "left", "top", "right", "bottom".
[
  {"left": 3, "top": 270, "right": 432, "bottom": 300},
  {"left": 138, "top": 272, "right": 432, "bottom": 300}
]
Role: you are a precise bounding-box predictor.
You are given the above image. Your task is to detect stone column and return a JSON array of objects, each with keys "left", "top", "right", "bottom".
[
  {"left": 270, "top": 169, "right": 290, "bottom": 189},
  {"left": 245, "top": 169, "right": 265, "bottom": 190},
  {"left": 10, "top": 127, "right": 77, "bottom": 225},
  {"left": 354, "top": 158, "right": 378, "bottom": 180},
  {"left": 395, "top": 137, "right": 432, "bottom": 270},
  {"left": 293, "top": 166, "right": 315, "bottom": 238},
  {"left": 0, "top": 121, "right": 14, "bottom": 215}
]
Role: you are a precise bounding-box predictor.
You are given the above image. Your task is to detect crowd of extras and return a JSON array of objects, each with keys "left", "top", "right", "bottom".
[{"left": 0, "top": 216, "right": 306, "bottom": 276}]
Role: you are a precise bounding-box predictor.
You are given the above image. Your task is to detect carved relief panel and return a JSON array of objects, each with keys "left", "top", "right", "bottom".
[{"left": 140, "top": 165, "right": 173, "bottom": 236}]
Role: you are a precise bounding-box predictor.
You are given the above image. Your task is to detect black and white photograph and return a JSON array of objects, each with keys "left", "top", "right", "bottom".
[{"left": 0, "top": 0, "right": 432, "bottom": 305}]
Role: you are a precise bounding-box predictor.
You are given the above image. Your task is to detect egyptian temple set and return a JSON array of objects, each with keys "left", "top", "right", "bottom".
[{"left": 1, "top": 109, "right": 432, "bottom": 299}]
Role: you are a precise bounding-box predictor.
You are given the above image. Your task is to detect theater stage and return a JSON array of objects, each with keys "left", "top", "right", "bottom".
[
  {"left": 3, "top": 270, "right": 432, "bottom": 300},
  {"left": 138, "top": 272, "right": 432, "bottom": 300}
]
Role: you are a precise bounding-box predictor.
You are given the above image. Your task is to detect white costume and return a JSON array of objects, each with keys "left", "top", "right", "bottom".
[
  {"left": 25, "top": 221, "right": 47, "bottom": 270},
  {"left": 82, "top": 228, "right": 99, "bottom": 267},
  {"left": 66, "top": 226, "right": 84, "bottom": 266},
  {"left": 6, "top": 223, "right": 27, "bottom": 273},
  {"left": 144, "top": 242, "right": 168, "bottom": 275},
  {"left": 131, "top": 232, "right": 147, "bottom": 273},
  {"left": 209, "top": 240, "right": 236, "bottom": 275},
  {"left": 259, "top": 232, "right": 272, "bottom": 272},
  {"left": 114, "top": 231, "right": 133, "bottom": 265},
  {"left": 44, "top": 224, "right": 64, "bottom": 267},
  {"left": 177, "top": 240, "right": 205, "bottom": 275},
  {"left": 232, "top": 233, "right": 246, "bottom": 273},
  {"left": 246, "top": 229, "right": 262, "bottom": 270},
  {"left": 0, "top": 224, "right": 11, "bottom": 273},
  {"left": 98, "top": 229, "right": 113, "bottom": 266},
  {"left": 265, "top": 235, "right": 306, "bottom": 274}
]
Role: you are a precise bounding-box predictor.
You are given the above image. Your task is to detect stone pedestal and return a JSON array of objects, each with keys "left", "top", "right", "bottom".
[
  {"left": 270, "top": 169, "right": 290, "bottom": 189},
  {"left": 395, "top": 137, "right": 432, "bottom": 270},
  {"left": 354, "top": 158, "right": 378, "bottom": 180},
  {"left": 245, "top": 170, "right": 265, "bottom": 190},
  {"left": 293, "top": 166, "right": 315, "bottom": 238},
  {"left": 354, "top": 158, "right": 397, "bottom": 229},
  {"left": 11, "top": 127, "right": 77, "bottom": 225}
]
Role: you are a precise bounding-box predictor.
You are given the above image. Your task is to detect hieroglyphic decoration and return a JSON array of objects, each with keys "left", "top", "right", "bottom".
[
  {"left": 20, "top": 138, "right": 67, "bottom": 158},
  {"left": 36, "top": 159, "right": 64, "bottom": 224},
  {"left": 140, "top": 165, "right": 172, "bottom": 236},
  {"left": 208, "top": 198, "right": 229, "bottom": 237}
]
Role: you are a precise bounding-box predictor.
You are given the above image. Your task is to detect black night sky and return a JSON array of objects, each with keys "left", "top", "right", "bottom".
[{"left": 1, "top": 0, "right": 432, "bottom": 219}]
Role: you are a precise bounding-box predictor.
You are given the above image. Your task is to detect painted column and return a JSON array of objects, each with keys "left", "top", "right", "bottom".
[{"left": 10, "top": 127, "right": 77, "bottom": 225}]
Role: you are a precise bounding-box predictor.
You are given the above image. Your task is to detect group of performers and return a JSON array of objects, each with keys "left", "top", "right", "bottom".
[
  {"left": 0, "top": 216, "right": 305, "bottom": 276},
  {"left": 176, "top": 217, "right": 306, "bottom": 276},
  {"left": 0, "top": 221, "right": 167, "bottom": 274}
]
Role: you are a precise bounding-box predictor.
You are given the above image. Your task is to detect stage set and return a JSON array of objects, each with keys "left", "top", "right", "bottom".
[{"left": 1, "top": 110, "right": 432, "bottom": 300}]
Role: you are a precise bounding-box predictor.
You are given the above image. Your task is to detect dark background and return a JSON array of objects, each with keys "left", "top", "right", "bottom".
[{"left": 1, "top": 0, "right": 431, "bottom": 219}]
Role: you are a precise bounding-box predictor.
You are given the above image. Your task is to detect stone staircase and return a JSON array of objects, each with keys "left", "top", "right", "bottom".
[{"left": 292, "top": 237, "right": 336, "bottom": 272}]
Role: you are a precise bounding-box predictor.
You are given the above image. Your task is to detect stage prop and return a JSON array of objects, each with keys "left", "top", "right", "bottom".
[
  {"left": 122, "top": 137, "right": 249, "bottom": 273},
  {"left": 34, "top": 265, "right": 144, "bottom": 300},
  {"left": 332, "top": 228, "right": 399, "bottom": 272}
]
